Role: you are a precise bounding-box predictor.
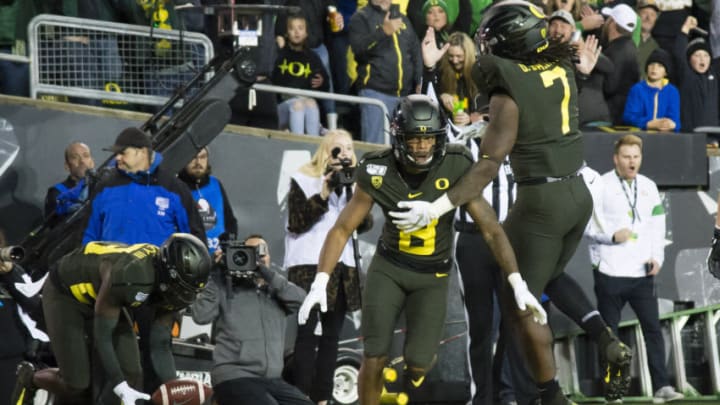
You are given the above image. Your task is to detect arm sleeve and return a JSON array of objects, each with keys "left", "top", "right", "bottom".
[
  {"left": 287, "top": 178, "right": 329, "bottom": 234},
  {"left": 190, "top": 275, "right": 221, "bottom": 325},
  {"left": 149, "top": 313, "right": 177, "bottom": 383},
  {"left": 312, "top": 52, "right": 331, "bottom": 92},
  {"left": 259, "top": 265, "right": 307, "bottom": 315},
  {"left": 672, "top": 34, "right": 690, "bottom": 86},
  {"left": 44, "top": 187, "right": 60, "bottom": 219},
  {"left": 584, "top": 176, "right": 614, "bottom": 245},
  {"left": 218, "top": 183, "right": 238, "bottom": 236},
  {"left": 82, "top": 194, "right": 102, "bottom": 246},
  {"left": 649, "top": 183, "right": 666, "bottom": 267},
  {"left": 667, "top": 86, "right": 681, "bottom": 132},
  {"left": 94, "top": 315, "right": 125, "bottom": 387},
  {"left": 349, "top": 12, "right": 389, "bottom": 62},
  {"left": 452, "top": 0, "right": 472, "bottom": 36},
  {"left": 622, "top": 84, "right": 648, "bottom": 129},
  {"left": 177, "top": 182, "right": 208, "bottom": 246}
]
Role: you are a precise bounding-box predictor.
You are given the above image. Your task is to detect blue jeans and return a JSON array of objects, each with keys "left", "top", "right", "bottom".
[
  {"left": 358, "top": 88, "right": 399, "bottom": 144},
  {"left": 277, "top": 97, "right": 321, "bottom": 136}
]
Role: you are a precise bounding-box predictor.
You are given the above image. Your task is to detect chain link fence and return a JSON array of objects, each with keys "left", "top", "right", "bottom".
[{"left": 28, "top": 14, "right": 214, "bottom": 106}]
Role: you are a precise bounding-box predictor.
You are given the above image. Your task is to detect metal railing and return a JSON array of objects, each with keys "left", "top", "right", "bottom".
[
  {"left": 554, "top": 303, "right": 720, "bottom": 401},
  {"left": 28, "top": 14, "right": 214, "bottom": 106},
  {"left": 251, "top": 83, "right": 391, "bottom": 144}
]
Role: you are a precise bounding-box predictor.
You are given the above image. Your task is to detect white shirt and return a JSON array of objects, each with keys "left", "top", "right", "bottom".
[
  {"left": 283, "top": 171, "right": 356, "bottom": 268},
  {"left": 585, "top": 170, "right": 666, "bottom": 278}
]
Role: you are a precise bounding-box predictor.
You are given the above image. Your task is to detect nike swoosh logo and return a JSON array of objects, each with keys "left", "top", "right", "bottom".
[
  {"left": 411, "top": 376, "right": 425, "bottom": 387},
  {"left": 408, "top": 192, "right": 423, "bottom": 199},
  {"left": 435, "top": 273, "right": 449, "bottom": 278}
]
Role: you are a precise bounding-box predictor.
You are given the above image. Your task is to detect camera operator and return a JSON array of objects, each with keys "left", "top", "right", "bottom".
[
  {"left": 284, "top": 129, "right": 371, "bottom": 405},
  {"left": 0, "top": 229, "right": 45, "bottom": 403},
  {"left": 190, "top": 234, "right": 312, "bottom": 405}
]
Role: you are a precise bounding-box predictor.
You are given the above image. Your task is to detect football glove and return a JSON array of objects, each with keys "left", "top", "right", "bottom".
[
  {"left": 508, "top": 273, "right": 547, "bottom": 324},
  {"left": 389, "top": 194, "right": 455, "bottom": 233},
  {"left": 113, "top": 381, "right": 149, "bottom": 405},
  {"left": 298, "top": 272, "right": 329, "bottom": 325}
]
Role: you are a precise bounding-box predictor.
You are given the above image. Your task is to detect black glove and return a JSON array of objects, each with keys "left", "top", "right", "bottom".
[{"left": 708, "top": 228, "right": 720, "bottom": 279}]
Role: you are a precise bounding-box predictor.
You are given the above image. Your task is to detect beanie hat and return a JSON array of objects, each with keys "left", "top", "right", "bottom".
[
  {"left": 422, "top": 0, "right": 449, "bottom": 16},
  {"left": 686, "top": 37, "right": 711, "bottom": 60},
  {"left": 645, "top": 48, "right": 672, "bottom": 78}
]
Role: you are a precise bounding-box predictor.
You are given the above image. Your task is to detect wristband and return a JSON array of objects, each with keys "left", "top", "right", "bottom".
[
  {"left": 507, "top": 273, "right": 524, "bottom": 290},
  {"left": 430, "top": 193, "right": 455, "bottom": 218}
]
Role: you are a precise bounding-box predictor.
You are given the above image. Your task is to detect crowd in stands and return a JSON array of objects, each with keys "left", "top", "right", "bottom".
[{"left": 0, "top": 0, "right": 719, "bottom": 143}]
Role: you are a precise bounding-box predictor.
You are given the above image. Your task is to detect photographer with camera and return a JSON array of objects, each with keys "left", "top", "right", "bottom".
[
  {"left": 190, "top": 234, "right": 311, "bottom": 405},
  {"left": 284, "top": 129, "right": 371, "bottom": 405},
  {"left": 0, "top": 229, "right": 46, "bottom": 404}
]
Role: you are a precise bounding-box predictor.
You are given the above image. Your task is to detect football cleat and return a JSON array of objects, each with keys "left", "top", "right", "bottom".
[
  {"left": 599, "top": 329, "right": 633, "bottom": 402},
  {"left": 10, "top": 361, "right": 36, "bottom": 405}
]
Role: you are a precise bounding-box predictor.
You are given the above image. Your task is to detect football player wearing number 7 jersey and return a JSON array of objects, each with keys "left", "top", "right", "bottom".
[
  {"left": 389, "top": 2, "right": 632, "bottom": 404},
  {"left": 296, "top": 94, "right": 545, "bottom": 405}
]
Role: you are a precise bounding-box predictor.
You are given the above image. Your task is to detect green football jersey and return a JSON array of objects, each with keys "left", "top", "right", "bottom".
[
  {"left": 56, "top": 242, "right": 158, "bottom": 307},
  {"left": 356, "top": 144, "right": 473, "bottom": 272},
  {"left": 474, "top": 55, "right": 584, "bottom": 182}
]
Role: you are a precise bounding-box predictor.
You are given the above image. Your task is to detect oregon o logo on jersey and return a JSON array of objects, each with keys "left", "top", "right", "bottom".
[{"left": 435, "top": 178, "right": 449, "bottom": 190}]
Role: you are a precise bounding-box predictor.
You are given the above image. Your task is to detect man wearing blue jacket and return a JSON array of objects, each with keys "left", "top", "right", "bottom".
[
  {"left": 82, "top": 127, "right": 206, "bottom": 247},
  {"left": 81, "top": 126, "right": 206, "bottom": 394}
]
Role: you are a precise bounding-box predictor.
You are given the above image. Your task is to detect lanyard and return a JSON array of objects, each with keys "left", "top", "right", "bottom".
[{"left": 617, "top": 172, "right": 640, "bottom": 224}]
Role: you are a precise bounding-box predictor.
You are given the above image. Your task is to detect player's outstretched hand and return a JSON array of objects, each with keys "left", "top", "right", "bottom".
[
  {"left": 508, "top": 273, "right": 547, "bottom": 324},
  {"left": 113, "top": 381, "right": 150, "bottom": 405},
  {"left": 298, "top": 272, "right": 329, "bottom": 324}
]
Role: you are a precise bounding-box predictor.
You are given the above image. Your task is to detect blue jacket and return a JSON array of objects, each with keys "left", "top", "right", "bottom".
[
  {"left": 622, "top": 80, "right": 681, "bottom": 132},
  {"left": 82, "top": 152, "right": 206, "bottom": 246}
]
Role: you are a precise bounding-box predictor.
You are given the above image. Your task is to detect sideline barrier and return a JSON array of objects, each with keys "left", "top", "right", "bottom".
[{"left": 555, "top": 304, "right": 720, "bottom": 402}]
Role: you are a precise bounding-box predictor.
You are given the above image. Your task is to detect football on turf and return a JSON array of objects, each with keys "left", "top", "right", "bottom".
[{"left": 151, "top": 379, "right": 212, "bottom": 405}]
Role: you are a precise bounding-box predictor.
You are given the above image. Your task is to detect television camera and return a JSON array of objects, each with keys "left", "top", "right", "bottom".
[
  {"left": 328, "top": 147, "right": 356, "bottom": 189},
  {"left": 219, "top": 235, "right": 267, "bottom": 280}
]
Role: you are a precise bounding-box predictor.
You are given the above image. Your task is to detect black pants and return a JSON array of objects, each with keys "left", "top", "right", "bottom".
[
  {"left": 456, "top": 231, "right": 538, "bottom": 405},
  {"left": 594, "top": 270, "right": 670, "bottom": 390},
  {"left": 214, "top": 377, "right": 312, "bottom": 405},
  {"left": 292, "top": 285, "right": 347, "bottom": 402}
]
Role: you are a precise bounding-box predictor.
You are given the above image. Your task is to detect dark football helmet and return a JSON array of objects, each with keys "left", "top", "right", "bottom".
[
  {"left": 391, "top": 95, "right": 447, "bottom": 172},
  {"left": 155, "top": 233, "right": 211, "bottom": 311},
  {"left": 476, "top": 0, "right": 549, "bottom": 60}
]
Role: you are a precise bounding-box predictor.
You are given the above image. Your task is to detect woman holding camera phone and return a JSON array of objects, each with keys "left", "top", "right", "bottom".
[{"left": 284, "top": 129, "right": 371, "bottom": 405}]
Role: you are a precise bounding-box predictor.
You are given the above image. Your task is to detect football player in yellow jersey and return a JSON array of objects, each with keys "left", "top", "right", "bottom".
[
  {"left": 297, "top": 95, "right": 544, "bottom": 405},
  {"left": 12, "top": 234, "right": 211, "bottom": 405}
]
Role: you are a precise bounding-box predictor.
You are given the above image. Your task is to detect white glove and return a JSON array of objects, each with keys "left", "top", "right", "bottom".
[
  {"left": 507, "top": 273, "right": 547, "bottom": 325},
  {"left": 113, "top": 381, "right": 149, "bottom": 405},
  {"left": 298, "top": 272, "right": 330, "bottom": 325},
  {"left": 455, "top": 120, "right": 488, "bottom": 143},
  {"left": 389, "top": 194, "right": 455, "bottom": 233}
]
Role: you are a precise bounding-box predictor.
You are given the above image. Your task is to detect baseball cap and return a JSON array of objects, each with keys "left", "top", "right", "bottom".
[
  {"left": 103, "top": 127, "right": 152, "bottom": 153},
  {"left": 549, "top": 10, "right": 575, "bottom": 27},
  {"left": 601, "top": 4, "right": 637, "bottom": 32},
  {"left": 636, "top": 0, "right": 660, "bottom": 12}
]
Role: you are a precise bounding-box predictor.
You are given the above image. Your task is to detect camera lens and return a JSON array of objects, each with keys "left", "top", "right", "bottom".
[{"left": 232, "top": 250, "right": 249, "bottom": 267}]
